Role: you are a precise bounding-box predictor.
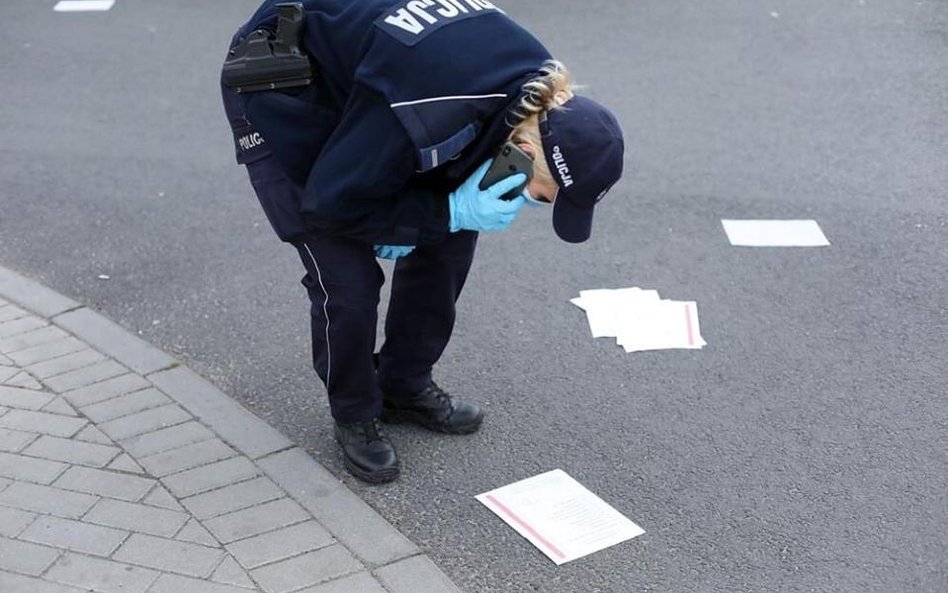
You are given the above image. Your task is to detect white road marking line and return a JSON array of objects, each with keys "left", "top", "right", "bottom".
[
  {"left": 721, "top": 219, "right": 830, "bottom": 247},
  {"left": 54, "top": 1, "right": 115, "bottom": 12}
]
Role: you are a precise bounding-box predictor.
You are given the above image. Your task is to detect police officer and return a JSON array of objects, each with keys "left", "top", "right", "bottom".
[{"left": 222, "top": 0, "right": 624, "bottom": 483}]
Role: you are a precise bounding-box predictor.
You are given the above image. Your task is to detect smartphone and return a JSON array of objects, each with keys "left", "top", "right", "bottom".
[{"left": 479, "top": 142, "right": 534, "bottom": 200}]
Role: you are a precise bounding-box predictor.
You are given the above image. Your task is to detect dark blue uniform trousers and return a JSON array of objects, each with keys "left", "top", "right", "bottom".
[
  {"left": 244, "top": 155, "right": 477, "bottom": 424},
  {"left": 294, "top": 228, "right": 477, "bottom": 423}
]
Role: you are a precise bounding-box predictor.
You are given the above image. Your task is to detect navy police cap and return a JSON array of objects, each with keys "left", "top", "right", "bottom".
[{"left": 541, "top": 95, "right": 624, "bottom": 243}]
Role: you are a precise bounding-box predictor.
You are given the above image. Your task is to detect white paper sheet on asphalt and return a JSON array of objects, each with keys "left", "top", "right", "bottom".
[
  {"left": 571, "top": 287, "right": 705, "bottom": 352},
  {"left": 572, "top": 288, "right": 660, "bottom": 338},
  {"left": 721, "top": 219, "right": 830, "bottom": 246},
  {"left": 616, "top": 299, "right": 704, "bottom": 352},
  {"left": 54, "top": 1, "right": 116, "bottom": 11},
  {"left": 476, "top": 469, "right": 645, "bottom": 565}
]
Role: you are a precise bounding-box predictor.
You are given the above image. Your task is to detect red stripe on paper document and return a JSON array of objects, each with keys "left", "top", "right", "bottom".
[
  {"left": 684, "top": 303, "right": 694, "bottom": 346},
  {"left": 485, "top": 494, "right": 566, "bottom": 560}
]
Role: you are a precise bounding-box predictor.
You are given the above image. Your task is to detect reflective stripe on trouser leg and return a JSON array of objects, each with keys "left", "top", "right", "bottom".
[
  {"left": 377, "top": 230, "right": 478, "bottom": 394},
  {"left": 302, "top": 243, "right": 332, "bottom": 392},
  {"left": 295, "top": 235, "right": 385, "bottom": 423}
]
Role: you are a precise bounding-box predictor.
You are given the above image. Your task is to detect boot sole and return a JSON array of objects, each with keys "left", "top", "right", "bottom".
[
  {"left": 341, "top": 456, "right": 400, "bottom": 484},
  {"left": 380, "top": 409, "right": 483, "bottom": 435}
]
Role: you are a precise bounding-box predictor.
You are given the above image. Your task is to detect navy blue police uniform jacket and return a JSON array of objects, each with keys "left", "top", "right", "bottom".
[{"left": 226, "top": 0, "right": 551, "bottom": 245}]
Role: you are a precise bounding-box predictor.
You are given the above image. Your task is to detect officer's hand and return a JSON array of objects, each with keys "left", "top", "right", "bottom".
[
  {"left": 448, "top": 160, "right": 527, "bottom": 233},
  {"left": 374, "top": 245, "right": 415, "bottom": 260}
]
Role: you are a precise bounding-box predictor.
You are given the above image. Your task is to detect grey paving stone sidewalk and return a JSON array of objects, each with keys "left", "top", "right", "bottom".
[{"left": 0, "top": 266, "right": 464, "bottom": 593}]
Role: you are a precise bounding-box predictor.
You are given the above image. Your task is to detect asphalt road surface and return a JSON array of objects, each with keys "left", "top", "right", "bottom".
[{"left": 2, "top": 1, "right": 946, "bottom": 592}]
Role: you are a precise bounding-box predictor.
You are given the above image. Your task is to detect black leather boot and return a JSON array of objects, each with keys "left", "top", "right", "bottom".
[
  {"left": 381, "top": 382, "right": 484, "bottom": 434},
  {"left": 334, "top": 419, "right": 399, "bottom": 483}
]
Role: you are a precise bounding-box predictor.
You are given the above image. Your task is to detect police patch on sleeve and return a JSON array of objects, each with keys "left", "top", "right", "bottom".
[
  {"left": 232, "top": 124, "right": 270, "bottom": 165},
  {"left": 375, "top": 0, "right": 503, "bottom": 46}
]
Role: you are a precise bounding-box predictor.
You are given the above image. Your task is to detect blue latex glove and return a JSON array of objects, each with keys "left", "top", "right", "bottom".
[
  {"left": 374, "top": 245, "right": 415, "bottom": 260},
  {"left": 448, "top": 160, "right": 528, "bottom": 233}
]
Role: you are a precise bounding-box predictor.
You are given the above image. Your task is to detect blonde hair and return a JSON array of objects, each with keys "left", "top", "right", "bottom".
[{"left": 509, "top": 60, "right": 574, "bottom": 188}]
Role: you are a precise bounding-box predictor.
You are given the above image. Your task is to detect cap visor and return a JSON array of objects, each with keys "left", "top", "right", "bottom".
[{"left": 552, "top": 195, "right": 593, "bottom": 243}]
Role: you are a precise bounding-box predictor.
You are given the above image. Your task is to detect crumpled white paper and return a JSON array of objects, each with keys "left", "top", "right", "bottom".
[{"left": 571, "top": 287, "right": 706, "bottom": 352}]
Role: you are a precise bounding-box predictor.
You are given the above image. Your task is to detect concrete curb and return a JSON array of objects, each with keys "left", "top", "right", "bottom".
[
  {"left": 0, "top": 267, "right": 78, "bottom": 318},
  {"left": 0, "top": 263, "right": 460, "bottom": 593},
  {"left": 55, "top": 308, "right": 176, "bottom": 376}
]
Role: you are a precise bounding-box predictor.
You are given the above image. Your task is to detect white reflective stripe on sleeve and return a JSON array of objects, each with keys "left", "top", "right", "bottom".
[{"left": 390, "top": 93, "right": 507, "bottom": 108}]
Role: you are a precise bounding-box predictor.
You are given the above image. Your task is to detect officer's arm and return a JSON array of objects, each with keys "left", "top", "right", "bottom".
[{"left": 300, "top": 85, "right": 451, "bottom": 246}]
